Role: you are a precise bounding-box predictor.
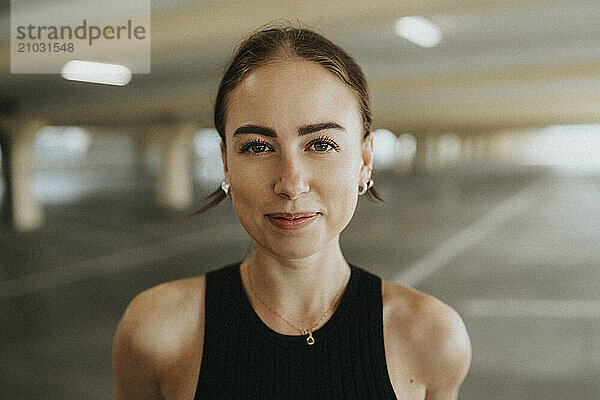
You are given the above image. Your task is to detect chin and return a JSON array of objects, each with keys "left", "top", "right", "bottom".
[
  {"left": 261, "top": 240, "right": 322, "bottom": 260},
  {"left": 251, "top": 230, "right": 336, "bottom": 260}
]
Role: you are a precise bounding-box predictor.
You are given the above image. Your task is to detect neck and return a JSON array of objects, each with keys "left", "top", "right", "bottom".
[{"left": 241, "top": 236, "right": 351, "bottom": 329}]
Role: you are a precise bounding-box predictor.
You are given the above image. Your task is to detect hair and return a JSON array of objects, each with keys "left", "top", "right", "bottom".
[{"left": 186, "top": 22, "right": 383, "bottom": 217}]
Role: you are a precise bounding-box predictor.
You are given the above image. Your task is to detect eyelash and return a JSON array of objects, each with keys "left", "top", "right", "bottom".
[
  {"left": 238, "top": 135, "right": 340, "bottom": 154},
  {"left": 239, "top": 138, "right": 272, "bottom": 154},
  {"left": 309, "top": 135, "right": 340, "bottom": 152}
]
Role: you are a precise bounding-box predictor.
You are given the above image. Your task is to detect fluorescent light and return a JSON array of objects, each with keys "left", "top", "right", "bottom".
[
  {"left": 395, "top": 16, "right": 441, "bottom": 48},
  {"left": 61, "top": 60, "right": 132, "bottom": 86}
]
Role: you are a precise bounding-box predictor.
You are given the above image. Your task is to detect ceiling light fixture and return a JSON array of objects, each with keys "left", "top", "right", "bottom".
[
  {"left": 61, "top": 60, "right": 132, "bottom": 86},
  {"left": 395, "top": 16, "right": 441, "bottom": 48}
]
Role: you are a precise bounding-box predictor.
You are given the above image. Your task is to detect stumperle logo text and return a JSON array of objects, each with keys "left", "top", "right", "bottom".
[{"left": 15, "top": 19, "right": 147, "bottom": 46}]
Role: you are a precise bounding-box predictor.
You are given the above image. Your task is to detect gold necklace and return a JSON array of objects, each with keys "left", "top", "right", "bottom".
[{"left": 244, "top": 261, "right": 350, "bottom": 346}]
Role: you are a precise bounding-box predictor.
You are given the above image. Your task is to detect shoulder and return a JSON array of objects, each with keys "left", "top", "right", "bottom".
[
  {"left": 112, "top": 276, "right": 206, "bottom": 398},
  {"left": 381, "top": 280, "right": 471, "bottom": 397},
  {"left": 114, "top": 276, "right": 206, "bottom": 355}
]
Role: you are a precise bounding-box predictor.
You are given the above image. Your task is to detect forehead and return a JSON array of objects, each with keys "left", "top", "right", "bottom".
[{"left": 224, "top": 60, "right": 361, "bottom": 137}]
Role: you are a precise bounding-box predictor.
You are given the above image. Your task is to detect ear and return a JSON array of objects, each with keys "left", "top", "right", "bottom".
[
  {"left": 220, "top": 141, "right": 228, "bottom": 176},
  {"left": 360, "top": 133, "right": 374, "bottom": 184}
]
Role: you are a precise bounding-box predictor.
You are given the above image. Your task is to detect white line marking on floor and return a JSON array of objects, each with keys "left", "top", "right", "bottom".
[
  {"left": 0, "top": 227, "right": 248, "bottom": 302},
  {"left": 459, "top": 298, "right": 600, "bottom": 318},
  {"left": 392, "top": 175, "right": 549, "bottom": 287}
]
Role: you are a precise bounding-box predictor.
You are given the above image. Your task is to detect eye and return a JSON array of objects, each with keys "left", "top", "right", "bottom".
[
  {"left": 239, "top": 139, "right": 273, "bottom": 154},
  {"left": 306, "top": 135, "right": 340, "bottom": 153}
]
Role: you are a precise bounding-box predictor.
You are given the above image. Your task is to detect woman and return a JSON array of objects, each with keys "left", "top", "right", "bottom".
[{"left": 112, "top": 25, "right": 471, "bottom": 400}]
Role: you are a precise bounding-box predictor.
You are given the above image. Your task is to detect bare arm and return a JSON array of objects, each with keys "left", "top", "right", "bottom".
[
  {"left": 112, "top": 291, "right": 164, "bottom": 400},
  {"left": 112, "top": 277, "right": 205, "bottom": 400},
  {"left": 421, "top": 300, "right": 472, "bottom": 400}
]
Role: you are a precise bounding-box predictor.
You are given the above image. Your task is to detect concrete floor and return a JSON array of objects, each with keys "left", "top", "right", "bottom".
[{"left": 1, "top": 161, "right": 599, "bottom": 399}]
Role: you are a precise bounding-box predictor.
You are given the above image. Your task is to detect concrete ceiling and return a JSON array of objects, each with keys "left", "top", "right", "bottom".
[{"left": 1, "top": 0, "right": 600, "bottom": 133}]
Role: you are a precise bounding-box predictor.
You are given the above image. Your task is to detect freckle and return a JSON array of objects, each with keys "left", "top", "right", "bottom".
[{"left": 410, "top": 379, "right": 413, "bottom": 383}]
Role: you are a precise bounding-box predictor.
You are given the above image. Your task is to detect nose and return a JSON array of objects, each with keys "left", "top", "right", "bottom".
[{"left": 273, "top": 151, "right": 309, "bottom": 200}]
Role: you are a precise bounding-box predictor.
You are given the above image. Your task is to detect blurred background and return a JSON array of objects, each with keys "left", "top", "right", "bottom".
[{"left": 1, "top": 0, "right": 600, "bottom": 399}]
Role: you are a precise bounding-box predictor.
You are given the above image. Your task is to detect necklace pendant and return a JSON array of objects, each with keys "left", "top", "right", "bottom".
[{"left": 302, "top": 329, "right": 315, "bottom": 345}]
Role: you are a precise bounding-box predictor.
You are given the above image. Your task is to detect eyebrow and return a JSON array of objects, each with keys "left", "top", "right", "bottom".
[{"left": 232, "top": 122, "right": 345, "bottom": 138}]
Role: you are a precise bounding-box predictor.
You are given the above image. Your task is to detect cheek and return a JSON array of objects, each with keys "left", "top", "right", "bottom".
[
  {"left": 227, "top": 159, "right": 273, "bottom": 229},
  {"left": 314, "top": 154, "right": 361, "bottom": 215},
  {"left": 228, "top": 153, "right": 269, "bottom": 187},
  {"left": 229, "top": 184, "right": 265, "bottom": 242},
  {"left": 322, "top": 148, "right": 362, "bottom": 189},
  {"left": 229, "top": 167, "right": 265, "bottom": 208},
  {"left": 322, "top": 169, "right": 358, "bottom": 199}
]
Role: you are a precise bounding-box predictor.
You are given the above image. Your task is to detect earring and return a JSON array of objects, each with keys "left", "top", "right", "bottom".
[
  {"left": 221, "top": 180, "right": 231, "bottom": 197},
  {"left": 358, "top": 179, "right": 374, "bottom": 195}
]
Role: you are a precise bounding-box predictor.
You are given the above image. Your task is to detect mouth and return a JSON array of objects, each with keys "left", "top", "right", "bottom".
[
  {"left": 265, "top": 212, "right": 320, "bottom": 230},
  {"left": 266, "top": 212, "right": 319, "bottom": 220}
]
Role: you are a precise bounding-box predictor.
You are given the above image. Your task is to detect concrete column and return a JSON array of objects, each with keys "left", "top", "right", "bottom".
[
  {"left": 132, "top": 128, "right": 153, "bottom": 176},
  {"left": 469, "top": 133, "right": 488, "bottom": 162},
  {"left": 0, "top": 118, "right": 46, "bottom": 231},
  {"left": 482, "top": 134, "right": 495, "bottom": 160},
  {"left": 458, "top": 133, "right": 475, "bottom": 165},
  {"left": 412, "top": 133, "right": 439, "bottom": 173},
  {"left": 395, "top": 153, "right": 413, "bottom": 175},
  {"left": 392, "top": 133, "right": 416, "bottom": 175},
  {"left": 437, "top": 133, "right": 461, "bottom": 169},
  {"left": 0, "top": 131, "right": 11, "bottom": 223},
  {"left": 154, "top": 123, "right": 197, "bottom": 210},
  {"left": 488, "top": 130, "right": 518, "bottom": 161},
  {"left": 135, "top": 127, "right": 161, "bottom": 176}
]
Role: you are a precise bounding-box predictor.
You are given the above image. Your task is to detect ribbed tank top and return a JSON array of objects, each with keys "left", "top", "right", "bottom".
[{"left": 194, "top": 261, "right": 398, "bottom": 400}]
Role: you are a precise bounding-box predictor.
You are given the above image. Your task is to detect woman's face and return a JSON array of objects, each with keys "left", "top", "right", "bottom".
[{"left": 222, "top": 59, "right": 373, "bottom": 260}]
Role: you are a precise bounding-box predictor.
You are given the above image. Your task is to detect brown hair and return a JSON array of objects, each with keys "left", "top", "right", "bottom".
[{"left": 187, "top": 23, "right": 382, "bottom": 217}]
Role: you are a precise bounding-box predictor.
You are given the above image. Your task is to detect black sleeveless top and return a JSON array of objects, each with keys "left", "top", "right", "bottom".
[{"left": 194, "top": 261, "right": 398, "bottom": 400}]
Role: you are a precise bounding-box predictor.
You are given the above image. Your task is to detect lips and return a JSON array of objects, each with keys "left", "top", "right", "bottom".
[
  {"left": 266, "top": 212, "right": 319, "bottom": 220},
  {"left": 265, "top": 212, "right": 320, "bottom": 231}
]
